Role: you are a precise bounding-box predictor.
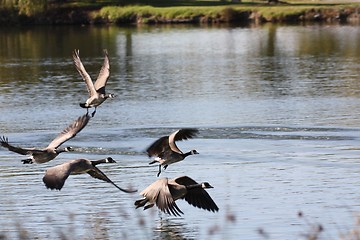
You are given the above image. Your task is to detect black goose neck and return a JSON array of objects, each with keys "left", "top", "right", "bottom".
[
  {"left": 56, "top": 148, "right": 66, "bottom": 154},
  {"left": 185, "top": 183, "right": 202, "bottom": 190},
  {"left": 91, "top": 159, "right": 106, "bottom": 166},
  {"left": 183, "top": 151, "right": 192, "bottom": 157}
]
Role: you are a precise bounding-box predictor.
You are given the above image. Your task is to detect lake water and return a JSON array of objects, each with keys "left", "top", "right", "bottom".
[{"left": 0, "top": 23, "right": 360, "bottom": 239}]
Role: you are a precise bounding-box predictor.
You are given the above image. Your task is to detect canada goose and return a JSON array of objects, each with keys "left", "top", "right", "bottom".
[
  {"left": 146, "top": 128, "right": 199, "bottom": 177},
  {"left": 0, "top": 114, "right": 90, "bottom": 164},
  {"left": 43, "top": 157, "right": 137, "bottom": 193},
  {"left": 73, "top": 49, "right": 115, "bottom": 117},
  {"left": 135, "top": 176, "right": 218, "bottom": 216}
]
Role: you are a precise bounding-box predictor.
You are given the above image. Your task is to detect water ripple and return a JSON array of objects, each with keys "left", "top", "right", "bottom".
[{"left": 126, "top": 126, "right": 358, "bottom": 141}]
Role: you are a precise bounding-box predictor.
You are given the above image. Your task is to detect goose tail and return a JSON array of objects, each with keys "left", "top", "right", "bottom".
[
  {"left": 79, "top": 102, "right": 87, "bottom": 108},
  {"left": 134, "top": 198, "right": 148, "bottom": 209}
]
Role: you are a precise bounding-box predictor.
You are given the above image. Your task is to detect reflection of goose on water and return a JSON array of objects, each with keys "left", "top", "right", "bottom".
[
  {"left": 146, "top": 129, "right": 199, "bottom": 177},
  {"left": 0, "top": 114, "right": 90, "bottom": 164},
  {"left": 43, "top": 157, "right": 137, "bottom": 193},
  {"left": 135, "top": 176, "right": 219, "bottom": 216},
  {"left": 154, "top": 218, "right": 189, "bottom": 239},
  {"left": 73, "top": 49, "right": 115, "bottom": 117}
]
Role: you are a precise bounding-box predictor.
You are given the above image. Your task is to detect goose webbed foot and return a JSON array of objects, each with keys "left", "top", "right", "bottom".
[{"left": 21, "top": 159, "right": 33, "bottom": 164}]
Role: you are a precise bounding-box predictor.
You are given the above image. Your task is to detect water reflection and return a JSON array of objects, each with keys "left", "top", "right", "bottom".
[
  {"left": 1, "top": 24, "right": 360, "bottom": 101},
  {"left": 153, "top": 217, "right": 195, "bottom": 240}
]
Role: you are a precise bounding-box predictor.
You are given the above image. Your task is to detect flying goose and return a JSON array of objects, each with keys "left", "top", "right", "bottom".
[
  {"left": 135, "top": 176, "right": 218, "bottom": 216},
  {"left": 73, "top": 49, "right": 115, "bottom": 117},
  {"left": 43, "top": 157, "right": 137, "bottom": 192},
  {"left": 146, "top": 128, "right": 199, "bottom": 177},
  {"left": 0, "top": 114, "right": 90, "bottom": 164}
]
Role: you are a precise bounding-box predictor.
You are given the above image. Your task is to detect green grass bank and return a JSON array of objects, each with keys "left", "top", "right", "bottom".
[
  {"left": 97, "top": 4, "right": 360, "bottom": 24},
  {"left": 0, "top": 1, "right": 360, "bottom": 25}
]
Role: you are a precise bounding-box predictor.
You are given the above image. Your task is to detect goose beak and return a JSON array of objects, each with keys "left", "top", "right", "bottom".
[{"left": 192, "top": 150, "right": 199, "bottom": 155}]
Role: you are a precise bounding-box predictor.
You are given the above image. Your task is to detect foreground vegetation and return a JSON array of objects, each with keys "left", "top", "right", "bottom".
[
  {"left": 2, "top": 210, "right": 360, "bottom": 239},
  {"left": 0, "top": 0, "right": 359, "bottom": 25}
]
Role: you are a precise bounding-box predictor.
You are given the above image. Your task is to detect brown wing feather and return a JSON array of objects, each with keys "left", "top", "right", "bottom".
[
  {"left": 141, "top": 178, "right": 183, "bottom": 216},
  {"left": 169, "top": 128, "right": 199, "bottom": 154},
  {"left": 87, "top": 167, "right": 136, "bottom": 193},
  {"left": 0, "top": 136, "right": 38, "bottom": 155},
  {"left": 172, "top": 128, "right": 199, "bottom": 142},
  {"left": 154, "top": 179, "right": 184, "bottom": 216},
  {"left": 146, "top": 129, "right": 198, "bottom": 157},
  {"left": 173, "top": 176, "right": 198, "bottom": 185},
  {"left": 43, "top": 173, "right": 67, "bottom": 190},
  {"left": 183, "top": 188, "right": 219, "bottom": 212},
  {"left": 174, "top": 176, "right": 219, "bottom": 212},
  {"left": 42, "top": 162, "right": 73, "bottom": 190},
  {"left": 146, "top": 136, "right": 169, "bottom": 157},
  {"left": 94, "top": 49, "right": 110, "bottom": 93},
  {"left": 73, "top": 49, "right": 97, "bottom": 97},
  {"left": 46, "top": 114, "right": 90, "bottom": 149}
]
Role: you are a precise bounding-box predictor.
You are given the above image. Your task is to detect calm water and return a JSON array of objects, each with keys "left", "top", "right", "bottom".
[{"left": 0, "top": 23, "right": 360, "bottom": 239}]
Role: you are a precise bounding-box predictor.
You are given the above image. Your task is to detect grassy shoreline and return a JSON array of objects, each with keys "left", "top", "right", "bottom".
[
  {"left": 97, "top": 4, "right": 360, "bottom": 24},
  {"left": 0, "top": 1, "right": 360, "bottom": 25}
]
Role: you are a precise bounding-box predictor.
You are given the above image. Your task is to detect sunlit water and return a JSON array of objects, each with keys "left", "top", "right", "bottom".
[{"left": 0, "top": 24, "right": 360, "bottom": 239}]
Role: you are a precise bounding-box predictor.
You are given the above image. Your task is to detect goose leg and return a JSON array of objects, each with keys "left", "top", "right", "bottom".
[
  {"left": 157, "top": 165, "right": 162, "bottom": 177},
  {"left": 91, "top": 107, "right": 97, "bottom": 117}
]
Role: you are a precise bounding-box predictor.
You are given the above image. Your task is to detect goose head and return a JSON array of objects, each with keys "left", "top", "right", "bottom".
[
  {"left": 108, "top": 93, "right": 115, "bottom": 98},
  {"left": 105, "top": 157, "right": 116, "bottom": 163},
  {"left": 201, "top": 182, "right": 214, "bottom": 189},
  {"left": 190, "top": 150, "right": 199, "bottom": 155},
  {"left": 56, "top": 147, "right": 73, "bottom": 154},
  {"left": 65, "top": 147, "right": 74, "bottom": 152}
]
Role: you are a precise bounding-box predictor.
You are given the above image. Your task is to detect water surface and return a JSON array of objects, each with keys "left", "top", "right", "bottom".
[{"left": 0, "top": 24, "right": 360, "bottom": 239}]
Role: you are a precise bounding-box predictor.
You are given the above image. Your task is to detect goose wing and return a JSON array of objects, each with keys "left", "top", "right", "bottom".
[
  {"left": 168, "top": 128, "right": 199, "bottom": 154},
  {"left": 46, "top": 114, "right": 90, "bottom": 150},
  {"left": 93, "top": 49, "right": 110, "bottom": 94},
  {"left": 174, "top": 176, "right": 219, "bottom": 213},
  {"left": 87, "top": 167, "right": 137, "bottom": 193},
  {"left": 73, "top": 49, "right": 97, "bottom": 97},
  {"left": 0, "top": 136, "right": 39, "bottom": 155},
  {"left": 173, "top": 176, "right": 198, "bottom": 185},
  {"left": 141, "top": 178, "right": 183, "bottom": 216},
  {"left": 42, "top": 162, "right": 73, "bottom": 190},
  {"left": 146, "top": 136, "right": 169, "bottom": 157}
]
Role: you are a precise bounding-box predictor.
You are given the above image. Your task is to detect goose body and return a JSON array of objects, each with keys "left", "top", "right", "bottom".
[
  {"left": 146, "top": 128, "right": 199, "bottom": 176},
  {"left": 0, "top": 114, "right": 90, "bottom": 164},
  {"left": 135, "top": 176, "right": 218, "bottom": 216},
  {"left": 73, "top": 49, "right": 115, "bottom": 117},
  {"left": 43, "top": 157, "right": 137, "bottom": 193}
]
